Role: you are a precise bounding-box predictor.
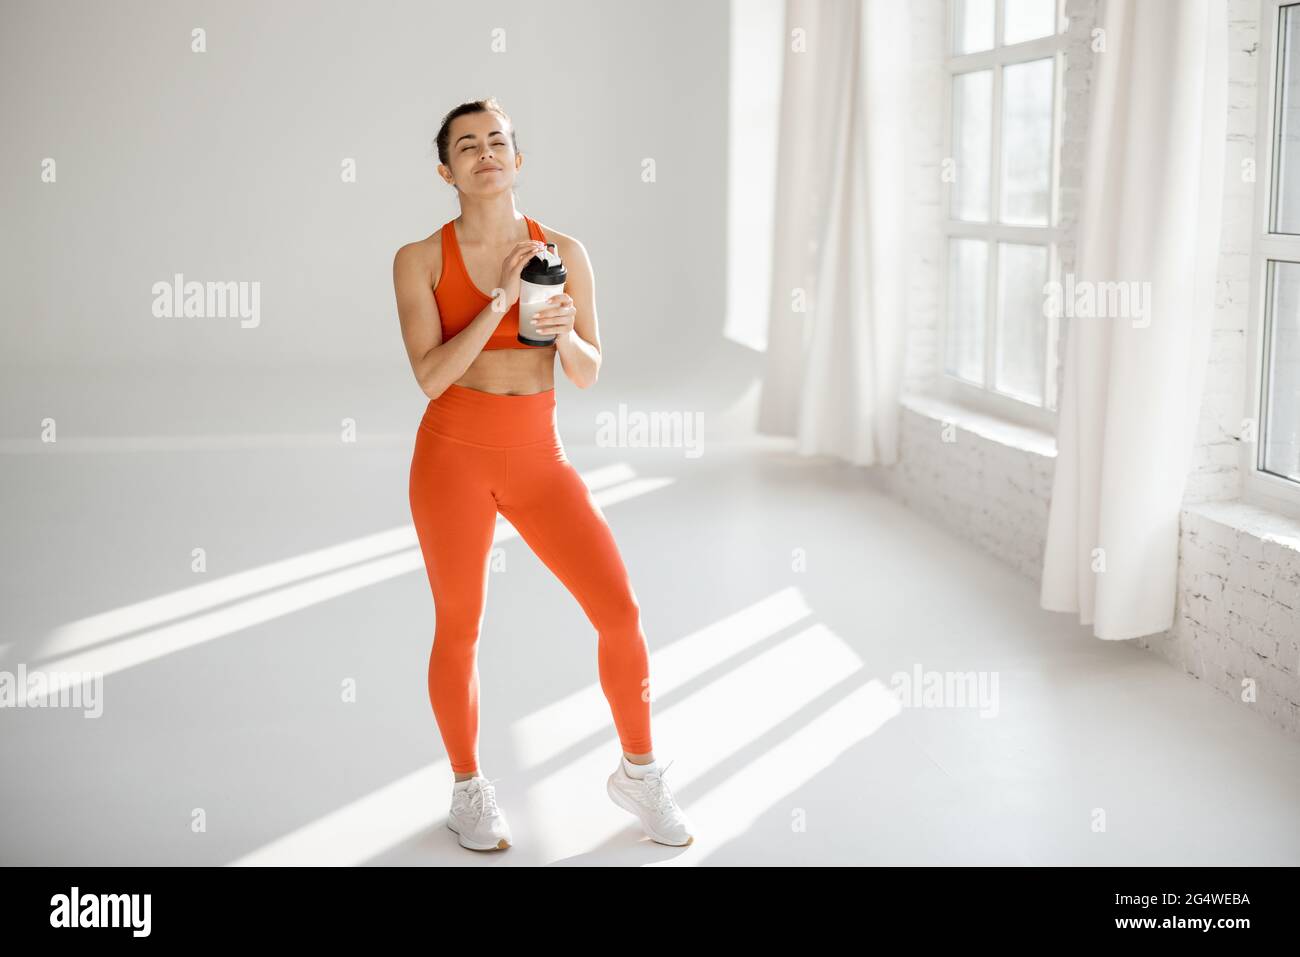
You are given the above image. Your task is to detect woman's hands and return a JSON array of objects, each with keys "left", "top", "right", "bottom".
[
  {"left": 527, "top": 292, "right": 577, "bottom": 340},
  {"left": 495, "top": 240, "right": 549, "bottom": 313}
]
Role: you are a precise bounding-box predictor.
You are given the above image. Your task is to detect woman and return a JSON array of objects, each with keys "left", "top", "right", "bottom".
[{"left": 393, "top": 98, "right": 693, "bottom": 852}]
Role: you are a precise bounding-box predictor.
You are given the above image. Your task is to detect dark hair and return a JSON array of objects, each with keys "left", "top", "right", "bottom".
[{"left": 434, "top": 97, "right": 518, "bottom": 168}]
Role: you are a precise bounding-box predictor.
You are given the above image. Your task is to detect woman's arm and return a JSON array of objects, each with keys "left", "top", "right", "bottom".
[
  {"left": 393, "top": 241, "right": 455, "bottom": 398},
  {"left": 393, "top": 238, "right": 537, "bottom": 399},
  {"left": 547, "top": 234, "right": 602, "bottom": 389}
]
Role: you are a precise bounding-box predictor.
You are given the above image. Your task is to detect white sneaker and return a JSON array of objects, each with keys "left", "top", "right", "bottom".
[
  {"left": 447, "top": 775, "right": 512, "bottom": 851},
  {"left": 606, "top": 758, "right": 694, "bottom": 846}
]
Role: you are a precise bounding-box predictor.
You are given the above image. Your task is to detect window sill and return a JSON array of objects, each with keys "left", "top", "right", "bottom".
[
  {"left": 1182, "top": 500, "right": 1300, "bottom": 557},
  {"left": 900, "top": 392, "right": 1057, "bottom": 458}
]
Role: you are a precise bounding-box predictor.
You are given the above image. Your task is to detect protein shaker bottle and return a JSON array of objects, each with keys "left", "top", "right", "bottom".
[{"left": 517, "top": 243, "right": 567, "bottom": 346}]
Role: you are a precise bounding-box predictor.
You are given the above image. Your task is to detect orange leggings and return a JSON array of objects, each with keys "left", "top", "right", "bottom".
[{"left": 408, "top": 383, "right": 653, "bottom": 774}]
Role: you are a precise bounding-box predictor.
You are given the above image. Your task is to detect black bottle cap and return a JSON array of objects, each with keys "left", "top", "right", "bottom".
[{"left": 521, "top": 243, "right": 567, "bottom": 285}]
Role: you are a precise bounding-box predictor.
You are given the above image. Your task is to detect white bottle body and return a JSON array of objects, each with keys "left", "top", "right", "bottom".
[{"left": 518, "top": 279, "right": 566, "bottom": 344}]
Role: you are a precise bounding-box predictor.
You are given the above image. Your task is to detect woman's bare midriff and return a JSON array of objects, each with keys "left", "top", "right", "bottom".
[{"left": 453, "top": 344, "right": 558, "bottom": 395}]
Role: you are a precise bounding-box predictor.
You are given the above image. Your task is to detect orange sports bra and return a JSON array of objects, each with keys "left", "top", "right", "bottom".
[{"left": 434, "top": 215, "right": 549, "bottom": 349}]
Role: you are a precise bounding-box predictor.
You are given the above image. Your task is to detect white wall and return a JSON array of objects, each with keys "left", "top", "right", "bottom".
[
  {"left": 0, "top": 0, "right": 742, "bottom": 438},
  {"left": 1186, "top": 0, "right": 1261, "bottom": 504},
  {"left": 900, "top": 0, "right": 947, "bottom": 395}
]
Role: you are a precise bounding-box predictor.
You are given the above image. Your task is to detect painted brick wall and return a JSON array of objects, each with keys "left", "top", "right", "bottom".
[
  {"left": 1142, "top": 503, "right": 1300, "bottom": 735},
  {"left": 902, "top": 0, "right": 946, "bottom": 396},
  {"left": 880, "top": 400, "right": 1056, "bottom": 584},
  {"left": 1186, "top": 0, "right": 1259, "bottom": 505}
]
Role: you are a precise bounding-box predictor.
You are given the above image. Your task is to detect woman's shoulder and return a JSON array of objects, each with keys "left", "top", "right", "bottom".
[{"left": 393, "top": 229, "right": 445, "bottom": 288}]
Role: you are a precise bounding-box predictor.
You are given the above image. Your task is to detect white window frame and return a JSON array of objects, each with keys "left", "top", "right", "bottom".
[
  {"left": 1247, "top": 0, "right": 1300, "bottom": 520},
  {"left": 938, "top": 0, "right": 1068, "bottom": 433}
]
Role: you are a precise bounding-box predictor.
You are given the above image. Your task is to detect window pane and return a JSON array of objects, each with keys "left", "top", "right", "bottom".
[
  {"left": 995, "top": 242, "right": 1049, "bottom": 403},
  {"left": 953, "top": 0, "right": 994, "bottom": 54},
  {"left": 1262, "top": 260, "right": 1300, "bottom": 482},
  {"left": 1000, "top": 57, "right": 1054, "bottom": 225},
  {"left": 1004, "top": 0, "right": 1058, "bottom": 45},
  {"left": 946, "top": 238, "right": 988, "bottom": 384},
  {"left": 951, "top": 70, "right": 993, "bottom": 221},
  {"left": 1273, "top": 5, "right": 1300, "bottom": 233}
]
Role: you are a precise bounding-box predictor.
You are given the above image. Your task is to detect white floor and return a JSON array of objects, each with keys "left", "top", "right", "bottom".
[{"left": 2, "top": 370, "right": 1299, "bottom": 866}]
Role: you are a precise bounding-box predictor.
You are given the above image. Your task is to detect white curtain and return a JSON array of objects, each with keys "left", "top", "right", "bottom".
[
  {"left": 1040, "top": 0, "right": 1227, "bottom": 640},
  {"left": 756, "top": 0, "right": 909, "bottom": 466}
]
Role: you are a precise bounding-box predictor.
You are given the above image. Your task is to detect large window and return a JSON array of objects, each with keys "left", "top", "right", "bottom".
[
  {"left": 1250, "top": 0, "right": 1300, "bottom": 516},
  {"left": 941, "top": 0, "right": 1066, "bottom": 429}
]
